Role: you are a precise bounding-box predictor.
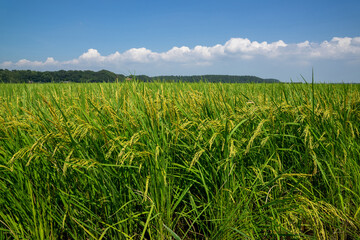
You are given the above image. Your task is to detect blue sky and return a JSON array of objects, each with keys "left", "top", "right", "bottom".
[{"left": 1, "top": 0, "right": 360, "bottom": 82}]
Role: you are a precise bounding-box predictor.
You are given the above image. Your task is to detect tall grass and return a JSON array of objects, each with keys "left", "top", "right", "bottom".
[{"left": 0, "top": 81, "right": 360, "bottom": 239}]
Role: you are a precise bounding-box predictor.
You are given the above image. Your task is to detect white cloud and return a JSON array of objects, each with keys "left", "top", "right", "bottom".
[
  {"left": 122, "top": 48, "right": 157, "bottom": 62},
  {"left": 297, "top": 41, "right": 310, "bottom": 48},
  {"left": 1, "top": 61, "right": 12, "bottom": 67},
  {"left": 224, "top": 38, "right": 287, "bottom": 56},
  {"left": 160, "top": 46, "right": 191, "bottom": 62},
  {"left": 16, "top": 59, "right": 43, "bottom": 67},
  {"left": 44, "top": 57, "right": 57, "bottom": 64},
  {"left": 79, "top": 48, "right": 103, "bottom": 61},
  {"left": 1, "top": 36, "right": 360, "bottom": 71},
  {"left": 352, "top": 37, "right": 360, "bottom": 45}
]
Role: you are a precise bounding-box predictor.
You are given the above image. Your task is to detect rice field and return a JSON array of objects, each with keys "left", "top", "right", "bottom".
[{"left": 0, "top": 81, "right": 360, "bottom": 239}]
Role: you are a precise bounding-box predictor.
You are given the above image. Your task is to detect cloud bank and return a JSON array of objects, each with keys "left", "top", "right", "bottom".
[{"left": 1, "top": 37, "right": 360, "bottom": 77}]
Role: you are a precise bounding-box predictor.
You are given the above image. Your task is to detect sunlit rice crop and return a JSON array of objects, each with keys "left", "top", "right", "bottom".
[{"left": 0, "top": 81, "right": 360, "bottom": 239}]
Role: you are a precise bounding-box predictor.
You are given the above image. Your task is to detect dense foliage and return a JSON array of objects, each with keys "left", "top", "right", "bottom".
[
  {"left": 135, "top": 75, "right": 280, "bottom": 83},
  {"left": 0, "top": 82, "right": 359, "bottom": 239},
  {"left": 0, "top": 69, "right": 280, "bottom": 83},
  {"left": 0, "top": 69, "right": 121, "bottom": 83}
]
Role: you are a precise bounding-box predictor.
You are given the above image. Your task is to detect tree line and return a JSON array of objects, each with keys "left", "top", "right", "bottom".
[
  {"left": 135, "top": 75, "right": 280, "bottom": 83},
  {"left": 0, "top": 69, "right": 120, "bottom": 83},
  {"left": 0, "top": 69, "right": 281, "bottom": 83}
]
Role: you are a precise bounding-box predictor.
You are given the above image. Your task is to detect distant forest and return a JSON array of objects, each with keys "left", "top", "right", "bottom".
[{"left": 0, "top": 69, "right": 281, "bottom": 83}]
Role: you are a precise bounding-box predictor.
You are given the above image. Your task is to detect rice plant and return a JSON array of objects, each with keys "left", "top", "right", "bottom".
[{"left": 0, "top": 81, "right": 359, "bottom": 239}]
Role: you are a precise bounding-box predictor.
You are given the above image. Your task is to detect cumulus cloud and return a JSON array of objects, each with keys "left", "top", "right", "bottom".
[
  {"left": 224, "top": 38, "right": 287, "bottom": 57},
  {"left": 1, "top": 36, "right": 360, "bottom": 71},
  {"left": 79, "top": 48, "right": 103, "bottom": 61},
  {"left": 122, "top": 48, "right": 158, "bottom": 62}
]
